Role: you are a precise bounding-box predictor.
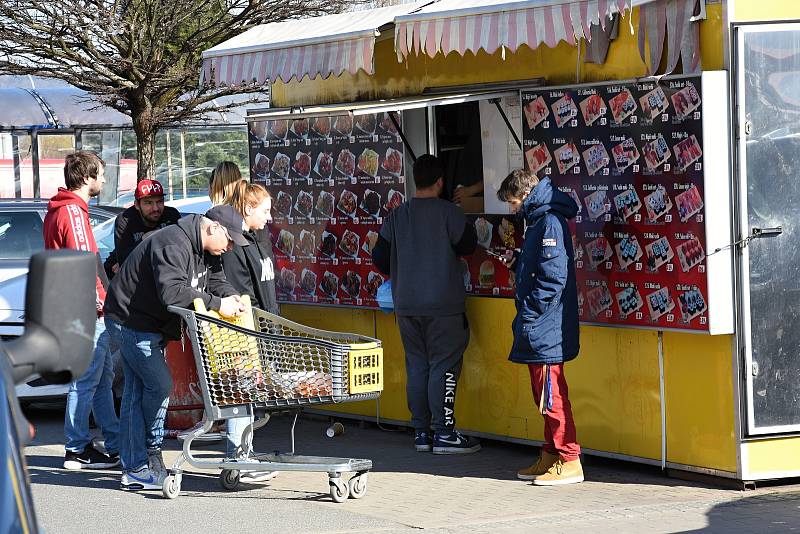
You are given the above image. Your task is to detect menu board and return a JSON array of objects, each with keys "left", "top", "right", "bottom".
[
  {"left": 248, "top": 113, "right": 406, "bottom": 308},
  {"left": 464, "top": 214, "right": 523, "bottom": 298},
  {"left": 521, "top": 76, "right": 709, "bottom": 331}
]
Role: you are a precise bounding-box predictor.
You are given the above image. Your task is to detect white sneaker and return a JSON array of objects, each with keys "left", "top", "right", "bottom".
[
  {"left": 147, "top": 449, "right": 166, "bottom": 478},
  {"left": 121, "top": 466, "right": 165, "bottom": 491}
]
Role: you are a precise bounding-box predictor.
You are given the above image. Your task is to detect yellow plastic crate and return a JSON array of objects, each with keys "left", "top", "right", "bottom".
[{"left": 348, "top": 348, "right": 383, "bottom": 394}]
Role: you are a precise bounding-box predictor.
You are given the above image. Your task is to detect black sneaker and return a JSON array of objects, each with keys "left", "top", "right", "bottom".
[
  {"left": 64, "top": 443, "right": 121, "bottom": 470},
  {"left": 414, "top": 431, "right": 433, "bottom": 452},
  {"left": 432, "top": 430, "right": 481, "bottom": 455}
]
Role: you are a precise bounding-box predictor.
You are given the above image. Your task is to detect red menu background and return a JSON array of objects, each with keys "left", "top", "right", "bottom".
[
  {"left": 522, "top": 76, "right": 709, "bottom": 331},
  {"left": 248, "top": 113, "right": 405, "bottom": 308}
]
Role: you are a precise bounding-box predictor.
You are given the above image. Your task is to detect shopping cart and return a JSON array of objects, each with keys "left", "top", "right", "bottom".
[{"left": 163, "top": 299, "right": 383, "bottom": 502}]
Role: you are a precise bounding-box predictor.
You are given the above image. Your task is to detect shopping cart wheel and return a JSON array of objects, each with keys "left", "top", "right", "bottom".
[
  {"left": 347, "top": 472, "right": 368, "bottom": 499},
  {"left": 162, "top": 475, "right": 181, "bottom": 499},
  {"left": 220, "top": 469, "right": 241, "bottom": 491},
  {"left": 329, "top": 476, "right": 349, "bottom": 503}
]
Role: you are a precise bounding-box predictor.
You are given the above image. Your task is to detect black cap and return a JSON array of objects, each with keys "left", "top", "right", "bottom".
[{"left": 204, "top": 205, "right": 248, "bottom": 246}]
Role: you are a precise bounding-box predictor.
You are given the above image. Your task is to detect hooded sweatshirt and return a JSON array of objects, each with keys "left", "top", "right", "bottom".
[
  {"left": 104, "top": 214, "right": 237, "bottom": 340},
  {"left": 508, "top": 176, "right": 580, "bottom": 365},
  {"left": 43, "top": 188, "right": 106, "bottom": 314},
  {"left": 220, "top": 228, "right": 279, "bottom": 315}
]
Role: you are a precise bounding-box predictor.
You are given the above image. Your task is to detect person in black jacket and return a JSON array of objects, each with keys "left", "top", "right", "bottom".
[
  {"left": 104, "top": 208, "right": 247, "bottom": 491},
  {"left": 208, "top": 180, "right": 279, "bottom": 482},
  {"left": 109, "top": 179, "right": 181, "bottom": 273},
  {"left": 217, "top": 180, "right": 278, "bottom": 314}
]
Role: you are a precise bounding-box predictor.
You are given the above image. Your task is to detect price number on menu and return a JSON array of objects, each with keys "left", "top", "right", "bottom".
[
  {"left": 666, "top": 314, "right": 674, "bottom": 323},
  {"left": 635, "top": 312, "right": 643, "bottom": 320},
  {"left": 635, "top": 262, "right": 642, "bottom": 271},
  {"left": 605, "top": 261, "right": 613, "bottom": 270},
  {"left": 666, "top": 263, "right": 674, "bottom": 272},
  {"left": 700, "top": 316, "right": 707, "bottom": 325},
  {"left": 605, "top": 310, "right": 613, "bottom": 318}
]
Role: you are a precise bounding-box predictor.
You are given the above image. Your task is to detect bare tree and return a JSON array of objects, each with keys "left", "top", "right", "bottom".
[{"left": 0, "top": 0, "right": 355, "bottom": 181}]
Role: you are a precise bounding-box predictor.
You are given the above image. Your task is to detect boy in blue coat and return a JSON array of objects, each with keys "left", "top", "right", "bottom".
[{"left": 497, "top": 169, "right": 582, "bottom": 486}]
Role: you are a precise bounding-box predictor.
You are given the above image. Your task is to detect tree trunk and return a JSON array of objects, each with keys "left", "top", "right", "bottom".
[{"left": 132, "top": 105, "right": 156, "bottom": 182}]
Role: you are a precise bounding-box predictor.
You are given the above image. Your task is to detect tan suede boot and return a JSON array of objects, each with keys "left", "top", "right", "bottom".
[
  {"left": 516, "top": 450, "right": 559, "bottom": 480},
  {"left": 532, "top": 458, "right": 584, "bottom": 486}
]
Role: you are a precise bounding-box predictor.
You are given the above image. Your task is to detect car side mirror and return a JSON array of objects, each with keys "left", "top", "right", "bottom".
[{"left": 4, "top": 250, "right": 96, "bottom": 385}]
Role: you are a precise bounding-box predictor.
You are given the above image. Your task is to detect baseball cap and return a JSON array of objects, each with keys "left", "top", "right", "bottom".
[
  {"left": 135, "top": 179, "right": 165, "bottom": 200},
  {"left": 204, "top": 205, "right": 248, "bottom": 246}
]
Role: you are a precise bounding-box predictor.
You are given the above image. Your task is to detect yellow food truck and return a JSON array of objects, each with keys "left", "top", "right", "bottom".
[{"left": 201, "top": 0, "right": 800, "bottom": 484}]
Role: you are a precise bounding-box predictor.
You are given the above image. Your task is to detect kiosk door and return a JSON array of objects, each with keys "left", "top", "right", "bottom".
[{"left": 736, "top": 23, "right": 800, "bottom": 434}]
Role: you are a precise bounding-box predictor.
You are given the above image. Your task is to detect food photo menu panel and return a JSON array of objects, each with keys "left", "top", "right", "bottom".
[
  {"left": 521, "top": 76, "right": 710, "bottom": 331},
  {"left": 249, "top": 113, "right": 406, "bottom": 308}
]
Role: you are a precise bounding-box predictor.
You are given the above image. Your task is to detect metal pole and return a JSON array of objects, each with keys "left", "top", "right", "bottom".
[
  {"left": 658, "top": 330, "right": 666, "bottom": 471},
  {"left": 388, "top": 111, "right": 417, "bottom": 162},
  {"left": 165, "top": 130, "right": 174, "bottom": 201},
  {"left": 11, "top": 133, "right": 21, "bottom": 198},
  {"left": 490, "top": 98, "right": 522, "bottom": 149},
  {"left": 31, "top": 130, "right": 40, "bottom": 198},
  {"left": 180, "top": 130, "right": 188, "bottom": 199}
]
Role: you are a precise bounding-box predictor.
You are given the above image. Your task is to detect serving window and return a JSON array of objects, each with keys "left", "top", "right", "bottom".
[{"left": 246, "top": 89, "right": 530, "bottom": 309}]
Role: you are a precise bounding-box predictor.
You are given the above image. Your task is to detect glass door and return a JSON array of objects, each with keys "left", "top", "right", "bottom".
[{"left": 736, "top": 24, "right": 800, "bottom": 434}]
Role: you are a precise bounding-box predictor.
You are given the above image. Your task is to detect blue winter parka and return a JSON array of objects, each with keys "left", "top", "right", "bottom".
[{"left": 508, "top": 177, "right": 580, "bottom": 365}]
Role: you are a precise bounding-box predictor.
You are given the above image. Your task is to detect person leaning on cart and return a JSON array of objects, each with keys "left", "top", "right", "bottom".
[
  {"left": 208, "top": 179, "right": 280, "bottom": 482},
  {"left": 372, "top": 154, "right": 480, "bottom": 455},
  {"left": 496, "top": 169, "right": 583, "bottom": 486},
  {"left": 103, "top": 205, "right": 248, "bottom": 491}
]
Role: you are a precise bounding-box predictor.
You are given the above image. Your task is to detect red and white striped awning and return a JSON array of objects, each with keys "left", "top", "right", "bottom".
[
  {"left": 201, "top": 3, "right": 423, "bottom": 86},
  {"left": 394, "top": 0, "right": 656, "bottom": 61}
]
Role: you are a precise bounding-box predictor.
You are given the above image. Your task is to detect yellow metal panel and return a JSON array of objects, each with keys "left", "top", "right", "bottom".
[
  {"left": 289, "top": 299, "right": 663, "bottom": 460},
  {"left": 733, "top": 0, "right": 800, "bottom": 21},
  {"left": 745, "top": 438, "right": 800, "bottom": 476},
  {"left": 662, "top": 333, "right": 737, "bottom": 473},
  {"left": 271, "top": 5, "right": 723, "bottom": 108}
]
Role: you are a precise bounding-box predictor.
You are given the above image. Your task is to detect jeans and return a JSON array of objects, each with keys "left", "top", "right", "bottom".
[
  {"left": 105, "top": 318, "right": 172, "bottom": 472},
  {"left": 225, "top": 415, "right": 254, "bottom": 457},
  {"left": 64, "top": 318, "right": 120, "bottom": 454}
]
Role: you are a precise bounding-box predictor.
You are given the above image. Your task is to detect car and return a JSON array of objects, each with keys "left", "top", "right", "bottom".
[
  {"left": 0, "top": 200, "right": 117, "bottom": 403},
  {"left": 0, "top": 196, "right": 211, "bottom": 403},
  {"left": 0, "top": 200, "right": 119, "bottom": 338},
  {"left": 2, "top": 250, "right": 97, "bottom": 532}
]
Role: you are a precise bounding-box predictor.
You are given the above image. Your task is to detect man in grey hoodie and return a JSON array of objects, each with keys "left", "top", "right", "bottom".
[{"left": 373, "top": 154, "right": 480, "bottom": 454}]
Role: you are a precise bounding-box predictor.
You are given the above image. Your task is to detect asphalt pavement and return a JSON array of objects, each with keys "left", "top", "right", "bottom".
[{"left": 22, "top": 403, "right": 800, "bottom": 534}]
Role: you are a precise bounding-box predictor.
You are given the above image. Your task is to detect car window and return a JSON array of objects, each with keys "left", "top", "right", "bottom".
[
  {"left": 93, "top": 218, "right": 115, "bottom": 262},
  {"left": 0, "top": 212, "right": 45, "bottom": 259}
]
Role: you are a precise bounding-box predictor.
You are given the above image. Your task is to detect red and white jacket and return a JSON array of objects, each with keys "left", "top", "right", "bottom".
[{"left": 43, "top": 188, "right": 106, "bottom": 315}]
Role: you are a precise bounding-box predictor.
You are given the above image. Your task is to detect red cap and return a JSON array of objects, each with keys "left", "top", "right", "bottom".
[{"left": 134, "top": 179, "right": 165, "bottom": 200}]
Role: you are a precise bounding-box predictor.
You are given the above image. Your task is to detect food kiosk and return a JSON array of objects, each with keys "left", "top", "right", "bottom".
[{"left": 201, "top": 0, "right": 800, "bottom": 484}]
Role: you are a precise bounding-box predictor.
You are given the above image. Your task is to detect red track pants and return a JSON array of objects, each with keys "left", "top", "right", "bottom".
[{"left": 528, "top": 363, "right": 581, "bottom": 462}]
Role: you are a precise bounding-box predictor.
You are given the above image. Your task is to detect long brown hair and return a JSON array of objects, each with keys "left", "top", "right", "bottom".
[
  {"left": 226, "top": 179, "right": 271, "bottom": 219},
  {"left": 209, "top": 161, "right": 242, "bottom": 205}
]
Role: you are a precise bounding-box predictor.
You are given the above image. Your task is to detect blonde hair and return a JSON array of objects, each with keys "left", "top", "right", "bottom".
[
  {"left": 209, "top": 161, "right": 243, "bottom": 205},
  {"left": 226, "top": 180, "right": 271, "bottom": 218}
]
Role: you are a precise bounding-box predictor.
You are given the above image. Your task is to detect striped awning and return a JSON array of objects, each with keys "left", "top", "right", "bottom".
[
  {"left": 201, "top": 3, "right": 424, "bottom": 86},
  {"left": 394, "top": 0, "right": 657, "bottom": 61}
]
